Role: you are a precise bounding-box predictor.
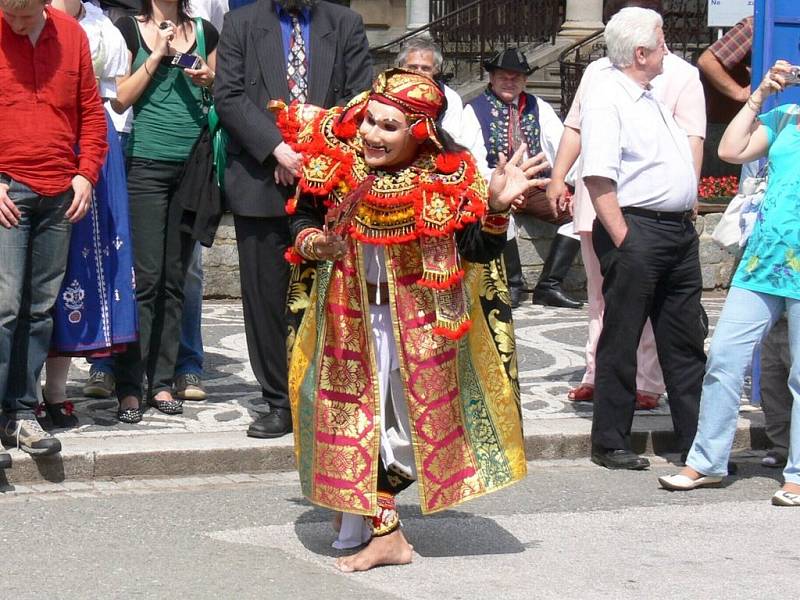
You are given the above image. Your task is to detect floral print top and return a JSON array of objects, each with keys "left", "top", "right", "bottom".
[{"left": 733, "top": 104, "right": 800, "bottom": 299}]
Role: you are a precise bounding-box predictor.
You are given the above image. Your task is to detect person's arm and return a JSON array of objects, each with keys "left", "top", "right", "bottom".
[
  {"left": 697, "top": 49, "right": 750, "bottom": 103},
  {"left": 688, "top": 136, "right": 703, "bottom": 179},
  {"left": 213, "top": 14, "right": 300, "bottom": 172},
  {"left": 71, "top": 30, "right": 109, "bottom": 222},
  {"left": 580, "top": 100, "right": 624, "bottom": 245},
  {"left": 546, "top": 127, "right": 580, "bottom": 213},
  {"left": 585, "top": 176, "right": 626, "bottom": 247},
  {"left": 114, "top": 18, "right": 177, "bottom": 111},
  {"left": 718, "top": 61, "right": 791, "bottom": 164}
]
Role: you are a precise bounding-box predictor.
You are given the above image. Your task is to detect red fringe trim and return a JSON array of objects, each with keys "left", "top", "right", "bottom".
[
  {"left": 416, "top": 269, "right": 465, "bottom": 289},
  {"left": 284, "top": 247, "right": 303, "bottom": 265},
  {"left": 433, "top": 319, "right": 472, "bottom": 340},
  {"left": 275, "top": 105, "right": 489, "bottom": 243}
]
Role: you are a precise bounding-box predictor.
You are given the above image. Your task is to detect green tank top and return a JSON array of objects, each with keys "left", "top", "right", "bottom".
[{"left": 128, "top": 17, "right": 208, "bottom": 162}]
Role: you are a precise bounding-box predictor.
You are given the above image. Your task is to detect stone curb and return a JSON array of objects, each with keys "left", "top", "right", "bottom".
[{"left": 0, "top": 413, "right": 766, "bottom": 487}]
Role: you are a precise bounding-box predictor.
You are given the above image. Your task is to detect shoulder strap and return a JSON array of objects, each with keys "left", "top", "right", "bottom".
[
  {"left": 195, "top": 17, "right": 207, "bottom": 60},
  {"left": 130, "top": 15, "right": 144, "bottom": 49}
]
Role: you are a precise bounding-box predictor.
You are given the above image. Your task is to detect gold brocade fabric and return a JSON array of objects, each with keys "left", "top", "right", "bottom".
[{"left": 288, "top": 239, "right": 527, "bottom": 516}]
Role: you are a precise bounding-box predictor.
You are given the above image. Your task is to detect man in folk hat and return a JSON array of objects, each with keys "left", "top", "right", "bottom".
[{"left": 465, "top": 47, "right": 582, "bottom": 310}]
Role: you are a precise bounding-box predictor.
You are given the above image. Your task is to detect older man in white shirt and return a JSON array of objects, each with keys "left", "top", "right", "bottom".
[{"left": 581, "top": 7, "right": 705, "bottom": 470}]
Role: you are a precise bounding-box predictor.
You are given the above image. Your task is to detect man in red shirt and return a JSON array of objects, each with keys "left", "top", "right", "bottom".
[{"left": 0, "top": 0, "right": 107, "bottom": 462}]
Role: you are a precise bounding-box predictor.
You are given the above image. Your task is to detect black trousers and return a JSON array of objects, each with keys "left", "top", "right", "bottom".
[
  {"left": 114, "top": 158, "right": 193, "bottom": 400},
  {"left": 233, "top": 214, "right": 291, "bottom": 409},
  {"left": 591, "top": 213, "right": 706, "bottom": 452}
]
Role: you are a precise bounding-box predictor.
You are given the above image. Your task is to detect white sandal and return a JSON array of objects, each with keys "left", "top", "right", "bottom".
[{"left": 771, "top": 490, "right": 800, "bottom": 506}]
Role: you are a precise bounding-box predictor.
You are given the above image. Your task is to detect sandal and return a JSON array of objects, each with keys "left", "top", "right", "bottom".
[
  {"left": 44, "top": 401, "right": 79, "bottom": 429},
  {"left": 635, "top": 392, "right": 660, "bottom": 410},
  {"left": 39, "top": 391, "right": 79, "bottom": 429},
  {"left": 147, "top": 396, "right": 183, "bottom": 415},
  {"left": 567, "top": 384, "right": 594, "bottom": 402}
]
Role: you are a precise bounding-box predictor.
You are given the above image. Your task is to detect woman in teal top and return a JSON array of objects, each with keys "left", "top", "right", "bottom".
[
  {"left": 110, "top": 0, "right": 217, "bottom": 423},
  {"left": 659, "top": 60, "right": 800, "bottom": 507}
]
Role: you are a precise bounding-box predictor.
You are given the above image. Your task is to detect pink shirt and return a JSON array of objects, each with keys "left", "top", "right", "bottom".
[{"left": 567, "top": 53, "right": 706, "bottom": 232}]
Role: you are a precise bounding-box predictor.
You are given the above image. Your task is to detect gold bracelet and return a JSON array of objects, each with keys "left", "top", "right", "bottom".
[{"left": 746, "top": 95, "right": 762, "bottom": 112}]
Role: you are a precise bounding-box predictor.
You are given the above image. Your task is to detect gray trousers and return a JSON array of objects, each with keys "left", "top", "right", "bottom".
[{"left": 761, "top": 316, "right": 792, "bottom": 457}]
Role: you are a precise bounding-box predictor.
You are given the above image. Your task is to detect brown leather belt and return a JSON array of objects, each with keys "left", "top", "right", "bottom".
[{"left": 366, "top": 282, "right": 390, "bottom": 305}]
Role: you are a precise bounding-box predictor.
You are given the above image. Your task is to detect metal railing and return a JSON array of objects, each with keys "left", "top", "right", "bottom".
[
  {"left": 371, "top": 0, "right": 562, "bottom": 86},
  {"left": 558, "top": 0, "right": 716, "bottom": 116}
]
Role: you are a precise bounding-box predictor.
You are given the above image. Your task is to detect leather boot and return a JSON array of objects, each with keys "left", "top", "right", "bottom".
[
  {"left": 503, "top": 238, "right": 525, "bottom": 309},
  {"left": 532, "top": 234, "right": 583, "bottom": 309}
]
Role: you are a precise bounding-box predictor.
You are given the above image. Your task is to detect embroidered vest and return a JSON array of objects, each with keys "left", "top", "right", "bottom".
[{"left": 469, "top": 89, "right": 543, "bottom": 169}]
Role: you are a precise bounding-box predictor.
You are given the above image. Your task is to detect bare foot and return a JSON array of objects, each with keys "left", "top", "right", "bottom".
[
  {"left": 332, "top": 511, "right": 342, "bottom": 533},
  {"left": 335, "top": 529, "right": 413, "bottom": 573},
  {"left": 153, "top": 390, "right": 174, "bottom": 402},
  {"left": 783, "top": 482, "right": 800, "bottom": 494}
]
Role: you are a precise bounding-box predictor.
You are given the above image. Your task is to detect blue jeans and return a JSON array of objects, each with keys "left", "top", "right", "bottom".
[
  {"left": 687, "top": 286, "right": 800, "bottom": 485},
  {"left": 175, "top": 242, "right": 204, "bottom": 376},
  {"left": 0, "top": 178, "right": 72, "bottom": 418}
]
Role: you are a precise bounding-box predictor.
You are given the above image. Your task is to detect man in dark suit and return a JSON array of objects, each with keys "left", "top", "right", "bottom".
[{"left": 214, "top": 0, "right": 373, "bottom": 438}]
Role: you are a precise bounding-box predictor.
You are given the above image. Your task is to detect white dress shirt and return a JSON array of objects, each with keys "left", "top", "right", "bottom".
[{"left": 580, "top": 68, "right": 697, "bottom": 212}]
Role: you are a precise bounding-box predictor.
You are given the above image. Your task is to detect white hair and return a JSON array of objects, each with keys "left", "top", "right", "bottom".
[
  {"left": 604, "top": 7, "right": 663, "bottom": 68},
  {"left": 397, "top": 35, "right": 444, "bottom": 72}
]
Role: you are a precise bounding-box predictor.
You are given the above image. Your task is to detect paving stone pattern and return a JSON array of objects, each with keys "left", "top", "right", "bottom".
[{"left": 54, "top": 296, "right": 732, "bottom": 439}]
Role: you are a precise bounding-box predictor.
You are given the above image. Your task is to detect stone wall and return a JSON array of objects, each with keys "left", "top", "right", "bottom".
[
  {"left": 202, "top": 214, "right": 240, "bottom": 298},
  {"left": 514, "top": 212, "right": 738, "bottom": 297},
  {"left": 201, "top": 213, "right": 738, "bottom": 298}
]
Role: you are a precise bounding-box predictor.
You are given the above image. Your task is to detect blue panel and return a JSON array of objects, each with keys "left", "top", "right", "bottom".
[{"left": 753, "top": 0, "right": 800, "bottom": 111}]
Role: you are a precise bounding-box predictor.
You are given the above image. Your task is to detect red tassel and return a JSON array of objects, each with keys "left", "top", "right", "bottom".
[
  {"left": 435, "top": 153, "right": 461, "bottom": 174},
  {"left": 410, "top": 120, "right": 430, "bottom": 142},
  {"left": 333, "top": 118, "right": 358, "bottom": 140},
  {"left": 433, "top": 320, "right": 472, "bottom": 340},
  {"left": 284, "top": 247, "right": 303, "bottom": 265}
]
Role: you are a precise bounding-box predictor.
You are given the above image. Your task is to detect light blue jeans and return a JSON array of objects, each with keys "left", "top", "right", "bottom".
[{"left": 687, "top": 286, "right": 800, "bottom": 485}]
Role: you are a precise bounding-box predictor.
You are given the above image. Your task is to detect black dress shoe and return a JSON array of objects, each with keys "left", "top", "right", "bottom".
[
  {"left": 531, "top": 287, "right": 584, "bottom": 309},
  {"left": 247, "top": 408, "right": 292, "bottom": 439},
  {"left": 591, "top": 449, "right": 650, "bottom": 470},
  {"left": 0, "top": 452, "right": 11, "bottom": 469}
]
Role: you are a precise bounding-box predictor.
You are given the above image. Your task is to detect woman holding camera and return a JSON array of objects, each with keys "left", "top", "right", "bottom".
[
  {"left": 111, "top": 0, "right": 217, "bottom": 422},
  {"left": 658, "top": 60, "right": 800, "bottom": 506}
]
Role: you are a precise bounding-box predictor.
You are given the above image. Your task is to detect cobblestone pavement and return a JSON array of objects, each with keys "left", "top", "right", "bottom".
[{"left": 54, "top": 295, "right": 732, "bottom": 438}]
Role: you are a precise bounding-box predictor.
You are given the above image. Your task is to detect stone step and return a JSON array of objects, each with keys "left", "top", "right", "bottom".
[{"left": 0, "top": 413, "right": 766, "bottom": 487}]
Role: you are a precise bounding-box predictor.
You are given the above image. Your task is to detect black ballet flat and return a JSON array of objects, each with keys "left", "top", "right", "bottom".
[
  {"left": 117, "top": 406, "right": 142, "bottom": 424},
  {"left": 147, "top": 397, "right": 183, "bottom": 415}
]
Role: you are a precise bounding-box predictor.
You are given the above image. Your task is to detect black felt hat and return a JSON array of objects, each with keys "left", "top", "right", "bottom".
[{"left": 483, "top": 48, "right": 533, "bottom": 75}]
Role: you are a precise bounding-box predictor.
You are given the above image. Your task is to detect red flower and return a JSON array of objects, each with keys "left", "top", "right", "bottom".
[{"left": 62, "top": 401, "right": 75, "bottom": 416}]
